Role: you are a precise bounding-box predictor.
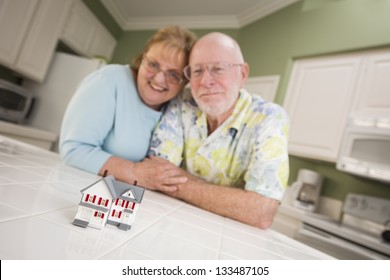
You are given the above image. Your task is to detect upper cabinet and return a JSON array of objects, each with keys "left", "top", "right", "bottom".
[
  {"left": 283, "top": 49, "right": 390, "bottom": 162},
  {"left": 86, "top": 21, "right": 117, "bottom": 61},
  {"left": 61, "top": 0, "right": 117, "bottom": 61},
  {"left": 352, "top": 50, "right": 390, "bottom": 118},
  {"left": 0, "top": 0, "right": 38, "bottom": 68},
  {"left": 0, "top": 0, "right": 71, "bottom": 82}
]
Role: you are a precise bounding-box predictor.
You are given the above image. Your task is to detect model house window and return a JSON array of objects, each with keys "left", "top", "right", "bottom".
[
  {"left": 85, "top": 194, "right": 96, "bottom": 203},
  {"left": 115, "top": 198, "right": 124, "bottom": 206},
  {"left": 111, "top": 209, "right": 122, "bottom": 218},
  {"left": 94, "top": 211, "right": 104, "bottom": 219},
  {"left": 98, "top": 197, "right": 109, "bottom": 207},
  {"left": 127, "top": 202, "right": 135, "bottom": 210}
]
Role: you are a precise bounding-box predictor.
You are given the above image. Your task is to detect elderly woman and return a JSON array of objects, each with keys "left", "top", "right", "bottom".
[{"left": 60, "top": 26, "right": 196, "bottom": 189}]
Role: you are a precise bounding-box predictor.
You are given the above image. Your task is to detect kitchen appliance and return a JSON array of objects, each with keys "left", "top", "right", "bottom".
[
  {"left": 291, "top": 169, "right": 324, "bottom": 212},
  {"left": 296, "top": 193, "right": 390, "bottom": 259},
  {"left": 22, "top": 52, "right": 105, "bottom": 151},
  {"left": 0, "top": 79, "right": 34, "bottom": 123},
  {"left": 337, "top": 116, "right": 390, "bottom": 183}
]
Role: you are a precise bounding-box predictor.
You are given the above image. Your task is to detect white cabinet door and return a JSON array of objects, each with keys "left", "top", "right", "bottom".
[
  {"left": 61, "top": 0, "right": 96, "bottom": 56},
  {"left": 0, "top": 0, "right": 38, "bottom": 67},
  {"left": 352, "top": 49, "right": 390, "bottom": 118},
  {"left": 86, "top": 21, "right": 117, "bottom": 60},
  {"left": 61, "top": 0, "right": 116, "bottom": 61},
  {"left": 283, "top": 55, "right": 363, "bottom": 162},
  {"left": 14, "top": 0, "right": 72, "bottom": 82}
]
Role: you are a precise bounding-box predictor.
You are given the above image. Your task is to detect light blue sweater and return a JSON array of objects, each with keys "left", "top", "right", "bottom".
[{"left": 60, "top": 64, "right": 162, "bottom": 174}]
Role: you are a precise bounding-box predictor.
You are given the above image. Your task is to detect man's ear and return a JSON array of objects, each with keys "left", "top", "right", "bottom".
[{"left": 240, "top": 63, "right": 250, "bottom": 88}]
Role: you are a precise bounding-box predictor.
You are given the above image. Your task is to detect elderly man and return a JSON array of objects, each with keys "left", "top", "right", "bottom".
[{"left": 148, "top": 32, "right": 289, "bottom": 229}]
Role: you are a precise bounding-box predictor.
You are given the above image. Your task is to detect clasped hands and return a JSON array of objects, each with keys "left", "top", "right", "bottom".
[{"left": 133, "top": 156, "right": 192, "bottom": 193}]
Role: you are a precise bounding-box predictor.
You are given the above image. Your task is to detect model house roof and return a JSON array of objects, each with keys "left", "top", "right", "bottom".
[{"left": 80, "top": 175, "right": 145, "bottom": 204}]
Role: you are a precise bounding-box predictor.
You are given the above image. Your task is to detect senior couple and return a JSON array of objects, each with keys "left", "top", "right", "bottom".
[{"left": 60, "top": 26, "right": 289, "bottom": 229}]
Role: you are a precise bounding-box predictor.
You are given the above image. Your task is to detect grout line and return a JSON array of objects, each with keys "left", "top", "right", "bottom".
[
  {"left": 97, "top": 202, "right": 189, "bottom": 259},
  {"left": 216, "top": 218, "right": 225, "bottom": 259}
]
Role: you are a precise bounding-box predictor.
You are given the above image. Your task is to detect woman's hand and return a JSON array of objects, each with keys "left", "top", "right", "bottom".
[{"left": 133, "top": 156, "right": 187, "bottom": 192}]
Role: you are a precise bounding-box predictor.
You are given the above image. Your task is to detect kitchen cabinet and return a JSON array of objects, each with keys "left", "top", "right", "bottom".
[
  {"left": 61, "top": 0, "right": 116, "bottom": 61},
  {"left": 0, "top": 0, "right": 38, "bottom": 68},
  {"left": 86, "top": 20, "right": 117, "bottom": 61},
  {"left": 284, "top": 49, "right": 390, "bottom": 162},
  {"left": 283, "top": 54, "right": 362, "bottom": 162},
  {"left": 284, "top": 48, "right": 390, "bottom": 162},
  {"left": 352, "top": 49, "right": 390, "bottom": 118},
  {"left": 0, "top": 0, "right": 71, "bottom": 82}
]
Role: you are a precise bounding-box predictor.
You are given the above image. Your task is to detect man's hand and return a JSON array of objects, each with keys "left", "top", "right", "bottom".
[
  {"left": 134, "top": 156, "right": 187, "bottom": 192},
  {"left": 160, "top": 167, "right": 280, "bottom": 229},
  {"left": 99, "top": 156, "right": 186, "bottom": 192}
]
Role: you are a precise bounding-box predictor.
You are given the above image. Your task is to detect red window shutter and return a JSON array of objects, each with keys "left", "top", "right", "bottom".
[
  {"left": 112, "top": 209, "right": 115, "bottom": 217},
  {"left": 131, "top": 203, "right": 135, "bottom": 210},
  {"left": 98, "top": 197, "right": 102, "bottom": 205},
  {"left": 125, "top": 201, "right": 129, "bottom": 208},
  {"left": 85, "top": 194, "right": 90, "bottom": 202},
  {"left": 121, "top": 200, "right": 125, "bottom": 207},
  {"left": 101, "top": 213, "right": 104, "bottom": 219},
  {"left": 94, "top": 211, "right": 97, "bottom": 217},
  {"left": 105, "top": 200, "right": 109, "bottom": 207},
  {"left": 92, "top": 195, "right": 96, "bottom": 203},
  {"left": 118, "top": 211, "right": 122, "bottom": 218},
  {"left": 115, "top": 199, "right": 119, "bottom": 205}
]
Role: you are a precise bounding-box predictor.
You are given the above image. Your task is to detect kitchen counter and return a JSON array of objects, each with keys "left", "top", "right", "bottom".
[
  {"left": 0, "top": 135, "right": 333, "bottom": 260},
  {"left": 0, "top": 120, "right": 57, "bottom": 150}
]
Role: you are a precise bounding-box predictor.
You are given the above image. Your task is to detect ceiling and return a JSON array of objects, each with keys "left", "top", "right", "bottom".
[{"left": 100, "top": 0, "right": 300, "bottom": 30}]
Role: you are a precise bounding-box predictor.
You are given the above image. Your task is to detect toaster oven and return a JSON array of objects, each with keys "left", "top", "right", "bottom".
[{"left": 0, "top": 79, "right": 34, "bottom": 123}]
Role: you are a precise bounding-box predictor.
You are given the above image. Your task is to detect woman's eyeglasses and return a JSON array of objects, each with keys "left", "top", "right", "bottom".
[{"left": 142, "top": 56, "right": 184, "bottom": 85}]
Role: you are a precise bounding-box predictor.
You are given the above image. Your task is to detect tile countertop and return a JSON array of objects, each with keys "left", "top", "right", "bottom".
[{"left": 0, "top": 135, "right": 334, "bottom": 260}]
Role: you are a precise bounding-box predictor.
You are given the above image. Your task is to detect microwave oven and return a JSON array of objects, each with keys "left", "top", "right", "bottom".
[
  {"left": 337, "top": 117, "right": 390, "bottom": 183},
  {"left": 0, "top": 79, "right": 34, "bottom": 123}
]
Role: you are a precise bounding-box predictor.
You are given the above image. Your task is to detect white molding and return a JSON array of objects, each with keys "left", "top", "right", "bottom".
[
  {"left": 238, "top": 0, "right": 300, "bottom": 27},
  {"left": 100, "top": 0, "right": 129, "bottom": 29},
  {"left": 101, "top": 0, "right": 300, "bottom": 31},
  {"left": 122, "top": 15, "right": 240, "bottom": 31}
]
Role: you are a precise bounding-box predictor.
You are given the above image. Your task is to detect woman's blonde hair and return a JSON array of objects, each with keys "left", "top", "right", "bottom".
[{"left": 132, "top": 25, "right": 197, "bottom": 72}]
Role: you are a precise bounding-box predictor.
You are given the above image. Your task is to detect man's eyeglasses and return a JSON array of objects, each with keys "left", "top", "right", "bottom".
[
  {"left": 183, "top": 62, "right": 243, "bottom": 80},
  {"left": 142, "top": 56, "right": 184, "bottom": 85}
]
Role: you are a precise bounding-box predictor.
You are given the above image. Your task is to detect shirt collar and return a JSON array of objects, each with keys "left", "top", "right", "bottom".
[{"left": 224, "top": 89, "right": 252, "bottom": 133}]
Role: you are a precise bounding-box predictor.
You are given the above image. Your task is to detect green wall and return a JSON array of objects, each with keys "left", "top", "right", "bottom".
[
  {"left": 111, "top": 29, "right": 239, "bottom": 64},
  {"left": 236, "top": 0, "right": 390, "bottom": 201},
  {"left": 109, "top": 0, "right": 390, "bottom": 202},
  {"left": 239, "top": 0, "right": 390, "bottom": 104}
]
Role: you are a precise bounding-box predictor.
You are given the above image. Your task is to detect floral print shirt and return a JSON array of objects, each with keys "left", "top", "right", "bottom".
[{"left": 149, "top": 88, "right": 289, "bottom": 201}]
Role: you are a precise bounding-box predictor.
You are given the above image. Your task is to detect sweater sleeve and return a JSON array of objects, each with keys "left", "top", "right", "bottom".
[{"left": 59, "top": 67, "right": 116, "bottom": 174}]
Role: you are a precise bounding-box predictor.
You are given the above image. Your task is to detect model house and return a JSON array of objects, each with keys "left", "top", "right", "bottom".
[{"left": 73, "top": 175, "right": 145, "bottom": 231}]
